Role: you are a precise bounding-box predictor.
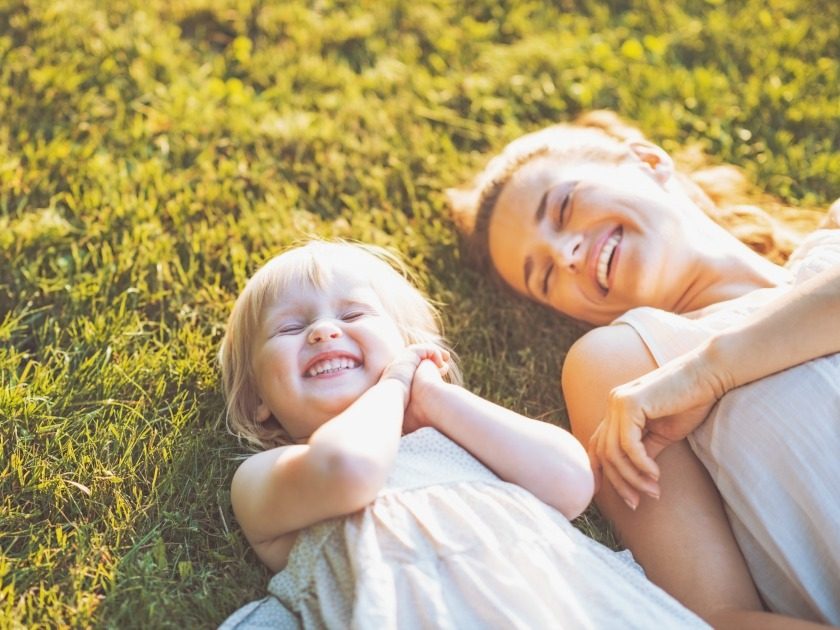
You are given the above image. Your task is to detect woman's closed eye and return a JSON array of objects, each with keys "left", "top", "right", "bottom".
[
  {"left": 542, "top": 262, "right": 554, "bottom": 297},
  {"left": 552, "top": 181, "right": 577, "bottom": 231}
]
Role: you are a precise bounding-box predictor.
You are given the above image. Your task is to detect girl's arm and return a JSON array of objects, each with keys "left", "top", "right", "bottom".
[
  {"left": 406, "top": 361, "right": 594, "bottom": 520},
  {"left": 231, "top": 345, "right": 447, "bottom": 570},
  {"left": 591, "top": 264, "right": 840, "bottom": 503}
]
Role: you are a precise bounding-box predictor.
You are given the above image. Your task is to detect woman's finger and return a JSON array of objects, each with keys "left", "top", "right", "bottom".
[
  {"left": 617, "top": 411, "right": 660, "bottom": 482},
  {"left": 587, "top": 428, "right": 604, "bottom": 494},
  {"left": 604, "top": 416, "right": 660, "bottom": 499},
  {"left": 601, "top": 457, "right": 642, "bottom": 511},
  {"left": 594, "top": 423, "right": 640, "bottom": 510}
]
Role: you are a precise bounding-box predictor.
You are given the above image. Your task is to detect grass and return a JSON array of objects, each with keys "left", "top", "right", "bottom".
[{"left": 1, "top": 0, "right": 838, "bottom": 626}]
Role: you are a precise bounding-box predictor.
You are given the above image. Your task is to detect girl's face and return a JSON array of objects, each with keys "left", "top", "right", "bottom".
[
  {"left": 487, "top": 150, "right": 701, "bottom": 325},
  {"left": 250, "top": 269, "right": 406, "bottom": 440}
]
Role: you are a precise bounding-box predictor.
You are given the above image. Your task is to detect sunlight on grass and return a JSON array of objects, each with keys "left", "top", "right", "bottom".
[{"left": 1, "top": 0, "right": 837, "bottom": 626}]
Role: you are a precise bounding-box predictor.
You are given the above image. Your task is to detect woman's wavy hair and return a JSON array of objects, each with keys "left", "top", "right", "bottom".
[
  {"left": 449, "top": 110, "right": 823, "bottom": 273},
  {"left": 219, "top": 240, "right": 461, "bottom": 451}
]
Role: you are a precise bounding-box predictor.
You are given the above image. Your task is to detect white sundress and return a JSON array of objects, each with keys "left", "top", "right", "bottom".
[
  {"left": 614, "top": 230, "right": 840, "bottom": 624},
  {"left": 220, "top": 427, "right": 708, "bottom": 629}
]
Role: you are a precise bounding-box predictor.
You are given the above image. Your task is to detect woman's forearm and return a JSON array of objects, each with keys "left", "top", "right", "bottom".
[{"left": 703, "top": 266, "right": 840, "bottom": 392}]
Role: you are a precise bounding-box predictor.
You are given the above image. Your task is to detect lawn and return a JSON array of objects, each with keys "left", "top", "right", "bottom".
[{"left": 1, "top": 0, "right": 838, "bottom": 627}]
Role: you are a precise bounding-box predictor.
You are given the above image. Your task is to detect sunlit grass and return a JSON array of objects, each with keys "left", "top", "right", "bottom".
[{"left": 1, "top": 0, "right": 837, "bottom": 626}]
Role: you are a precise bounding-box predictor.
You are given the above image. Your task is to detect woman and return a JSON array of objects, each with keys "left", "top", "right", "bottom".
[{"left": 449, "top": 111, "right": 840, "bottom": 629}]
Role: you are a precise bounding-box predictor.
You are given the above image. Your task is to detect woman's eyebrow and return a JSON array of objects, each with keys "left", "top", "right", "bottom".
[{"left": 535, "top": 190, "right": 549, "bottom": 223}]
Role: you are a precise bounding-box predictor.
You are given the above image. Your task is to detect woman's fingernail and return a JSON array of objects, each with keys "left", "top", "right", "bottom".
[{"left": 624, "top": 497, "right": 637, "bottom": 511}]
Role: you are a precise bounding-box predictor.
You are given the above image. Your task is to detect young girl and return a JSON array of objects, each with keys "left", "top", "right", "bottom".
[{"left": 217, "top": 240, "right": 707, "bottom": 628}]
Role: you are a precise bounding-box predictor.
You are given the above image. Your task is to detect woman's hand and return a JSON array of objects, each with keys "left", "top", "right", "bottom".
[{"left": 588, "top": 348, "right": 731, "bottom": 509}]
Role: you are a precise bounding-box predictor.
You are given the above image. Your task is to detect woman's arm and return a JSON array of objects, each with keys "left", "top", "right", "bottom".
[
  {"left": 592, "top": 265, "right": 840, "bottom": 499},
  {"left": 406, "top": 361, "right": 594, "bottom": 520},
  {"left": 563, "top": 325, "right": 834, "bottom": 629},
  {"left": 231, "top": 345, "right": 447, "bottom": 570}
]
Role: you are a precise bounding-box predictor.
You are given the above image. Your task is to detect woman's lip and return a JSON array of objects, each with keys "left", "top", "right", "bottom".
[
  {"left": 588, "top": 227, "right": 615, "bottom": 294},
  {"left": 606, "top": 228, "right": 622, "bottom": 292},
  {"left": 590, "top": 226, "right": 622, "bottom": 295}
]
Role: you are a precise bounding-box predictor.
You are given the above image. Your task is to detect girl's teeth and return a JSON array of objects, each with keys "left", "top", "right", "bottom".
[
  {"left": 307, "top": 357, "right": 359, "bottom": 377},
  {"left": 596, "top": 232, "right": 621, "bottom": 291}
]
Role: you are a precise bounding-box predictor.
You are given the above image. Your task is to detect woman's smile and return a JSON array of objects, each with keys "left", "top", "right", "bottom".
[{"left": 595, "top": 227, "right": 622, "bottom": 293}]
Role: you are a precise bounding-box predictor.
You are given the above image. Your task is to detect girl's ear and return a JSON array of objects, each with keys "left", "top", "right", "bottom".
[
  {"left": 255, "top": 399, "right": 271, "bottom": 423},
  {"left": 628, "top": 141, "right": 674, "bottom": 186}
]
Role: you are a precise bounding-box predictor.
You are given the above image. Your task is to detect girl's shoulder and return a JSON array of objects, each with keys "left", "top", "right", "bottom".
[{"left": 231, "top": 444, "right": 295, "bottom": 490}]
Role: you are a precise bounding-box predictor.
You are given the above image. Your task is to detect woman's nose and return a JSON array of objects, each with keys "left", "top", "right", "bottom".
[
  {"left": 307, "top": 321, "right": 342, "bottom": 344},
  {"left": 550, "top": 233, "right": 584, "bottom": 272}
]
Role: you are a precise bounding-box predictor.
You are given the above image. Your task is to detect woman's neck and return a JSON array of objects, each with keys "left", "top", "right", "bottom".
[{"left": 673, "top": 223, "right": 791, "bottom": 314}]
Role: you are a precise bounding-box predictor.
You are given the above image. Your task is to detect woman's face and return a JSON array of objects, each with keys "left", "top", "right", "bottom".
[{"left": 487, "top": 151, "right": 700, "bottom": 325}]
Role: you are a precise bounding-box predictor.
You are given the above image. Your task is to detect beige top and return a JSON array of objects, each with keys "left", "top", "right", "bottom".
[
  {"left": 615, "top": 229, "right": 840, "bottom": 624},
  {"left": 220, "top": 428, "right": 707, "bottom": 629}
]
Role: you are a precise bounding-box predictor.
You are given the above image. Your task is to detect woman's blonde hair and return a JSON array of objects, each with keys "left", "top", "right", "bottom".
[
  {"left": 219, "top": 240, "right": 461, "bottom": 451},
  {"left": 449, "top": 110, "right": 818, "bottom": 271}
]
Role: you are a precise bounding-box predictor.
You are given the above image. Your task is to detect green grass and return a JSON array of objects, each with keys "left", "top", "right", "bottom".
[{"left": 1, "top": 0, "right": 837, "bottom": 626}]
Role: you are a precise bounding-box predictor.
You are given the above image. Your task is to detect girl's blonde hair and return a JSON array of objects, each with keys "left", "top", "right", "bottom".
[
  {"left": 219, "top": 240, "right": 461, "bottom": 451},
  {"left": 449, "top": 110, "right": 817, "bottom": 272}
]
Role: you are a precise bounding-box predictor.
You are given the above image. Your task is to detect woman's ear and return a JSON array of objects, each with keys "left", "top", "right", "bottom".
[
  {"left": 446, "top": 186, "right": 480, "bottom": 235},
  {"left": 628, "top": 141, "right": 674, "bottom": 186}
]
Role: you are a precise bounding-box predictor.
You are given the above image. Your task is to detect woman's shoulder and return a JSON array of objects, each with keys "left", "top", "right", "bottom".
[
  {"left": 786, "top": 228, "right": 840, "bottom": 283},
  {"left": 562, "top": 324, "right": 659, "bottom": 418}
]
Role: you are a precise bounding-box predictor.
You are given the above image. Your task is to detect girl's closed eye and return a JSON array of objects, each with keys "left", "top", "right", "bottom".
[
  {"left": 275, "top": 322, "right": 305, "bottom": 335},
  {"left": 340, "top": 301, "right": 378, "bottom": 322}
]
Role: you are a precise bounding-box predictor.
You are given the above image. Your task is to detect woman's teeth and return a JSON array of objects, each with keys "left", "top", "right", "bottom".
[
  {"left": 307, "top": 357, "right": 359, "bottom": 377},
  {"left": 596, "top": 231, "right": 621, "bottom": 292}
]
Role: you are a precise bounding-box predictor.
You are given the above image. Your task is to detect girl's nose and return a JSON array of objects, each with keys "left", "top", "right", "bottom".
[{"left": 307, "top": 321, "right": 342, "bottom": 344}]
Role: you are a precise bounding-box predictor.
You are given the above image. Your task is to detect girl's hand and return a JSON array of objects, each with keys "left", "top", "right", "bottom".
[
  {"left": 379, "top": 343, "right": 449, "bottom": 408},
  {"left": 403, "top": 359, "right": 449, "bottom": 434},
  {"left": 588, "top": 349, "right": 730, "bottom": 509}
]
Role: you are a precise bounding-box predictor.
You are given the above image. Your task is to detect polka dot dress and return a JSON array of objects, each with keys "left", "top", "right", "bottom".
[{"left": 220, "top": 428, "right": 708, "bottom": 629}]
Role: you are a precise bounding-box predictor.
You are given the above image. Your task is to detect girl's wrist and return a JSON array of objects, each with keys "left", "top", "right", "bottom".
[
  {"left": 412, "top": 380, "right": 455, "bottom": 430},
  {"left": 378, "top": 374, "right": 411, "bottom": 408}
]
